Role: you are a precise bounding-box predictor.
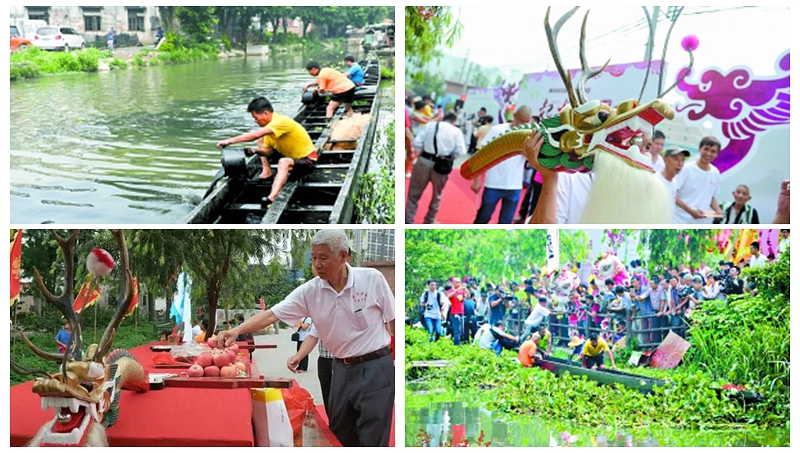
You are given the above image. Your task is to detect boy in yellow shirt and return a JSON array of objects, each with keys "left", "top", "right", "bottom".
[
  {"left": 216, "top": 97, "right": 317, "bottom": 206},
  {"left": 303, "top": 60, "right": 356, "bottom": 119}
]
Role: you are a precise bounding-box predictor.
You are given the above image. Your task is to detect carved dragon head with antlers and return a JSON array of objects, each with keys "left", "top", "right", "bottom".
[
  {"left": 11, "top": 230, "right": 147, "bottom": 447},
  {"left": 461, "top": 7, "right": 695, "bottom": 224},
  {"left": 462, "top": 7, "right": 694, "bottom": 177}
]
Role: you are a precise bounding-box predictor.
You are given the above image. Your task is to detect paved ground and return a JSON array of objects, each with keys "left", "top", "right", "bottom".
[{"left": 251, "top": 327, "right": 323, "bottom": 405}]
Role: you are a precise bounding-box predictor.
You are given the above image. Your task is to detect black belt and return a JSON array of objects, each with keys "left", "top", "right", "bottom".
[
  {"left": 420, "top": 151, "right": 438, "bottom": 160},
  {"left": 335, "top": 346, "right": 392, "bottom": 365}
]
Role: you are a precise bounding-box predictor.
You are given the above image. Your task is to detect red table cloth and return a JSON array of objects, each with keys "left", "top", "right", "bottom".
[{"left": 10, "top": 342, "right": 254, "bottom": 447}]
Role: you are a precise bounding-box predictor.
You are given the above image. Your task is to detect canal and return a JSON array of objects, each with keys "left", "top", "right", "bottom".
[
  {"left": 406, "top": 390, "right": 789, "bottom": 447},
  {"left": 10, "top": 48, "right": 393, "bottom": 224}
]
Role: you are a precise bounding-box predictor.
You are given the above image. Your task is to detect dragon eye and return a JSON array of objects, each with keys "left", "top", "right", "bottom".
[{"left": 591, "top": 110, "right": 609, "bottom": 127}]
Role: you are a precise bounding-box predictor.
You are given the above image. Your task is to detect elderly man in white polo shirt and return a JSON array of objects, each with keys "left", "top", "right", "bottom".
[{"left": 216, "top": 229, "right": 395, "bottom": 447}]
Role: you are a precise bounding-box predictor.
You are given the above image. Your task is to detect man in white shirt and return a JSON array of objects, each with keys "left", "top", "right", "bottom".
[
  {"left": 405, "top": 112, "right": 467, "bottom": 224},
  {"left": 656, "top": 147, "right": 690, "bottom": 220},
  {"left": 778, "top": 229, "right": 790, "bottom": 257},
  {"left": 556, "top": 172, "right": 593, "bottom": 224},
  {"left": 522, "top": 296, "right": 559, "bottom": 340},
  {"left": 749, "top": 241, "right": 768, "bottom": 268},
  {"left": 215, "top": 230, "right": 395, "bottom": 447},
  {"left": 650, "top": 130, "right": 666, "bottom": 172},
  {"left": 471, "top": 105, "right": 533, "bottom": 224},
  {"left": 673, "top": 136, "right": 723, "bottom": 224}
]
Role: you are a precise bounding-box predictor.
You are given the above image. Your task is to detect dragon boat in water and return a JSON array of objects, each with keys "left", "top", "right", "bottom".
[
  {"left": 534, "top": 356, "right": 763, "bottom": 404},
  {"left": 185, "top": 57, "right": 382, "bottom": 224}
]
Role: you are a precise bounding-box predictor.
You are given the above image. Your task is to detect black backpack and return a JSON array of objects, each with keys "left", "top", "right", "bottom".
[{"left": 420, "top": 290, "right": 442, "bottom": 321}]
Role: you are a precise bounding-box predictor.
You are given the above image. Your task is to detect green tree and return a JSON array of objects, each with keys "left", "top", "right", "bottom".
[
  {"left": 637, "top": 229, "right": 720, "bottom": 271},
  {"left": 406, "top": 69, "right": 446, "bottom": 101},
  {"left": 158, "top": 6, "right": 178, "bottom": 31},
  {"left": 176, "top": 6, "right": 218, "bottom": 42},
  {"left": 560, "top": 230, "right": 590, "bottom": 265},
  {"left": 215, "top": 7, "right": 259, "bottom": 47},
  {"left": 405, "top": 230, "right": 548, "bottom": 316},
  {"left": 405, "top": 6, "right": 462, "bottom": 80},
  {"left": 470, "top": 69, "right": 490, "bottom": 89}
]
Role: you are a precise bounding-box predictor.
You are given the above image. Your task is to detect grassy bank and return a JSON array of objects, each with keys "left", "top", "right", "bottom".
[{"left": 10, "top": 39, "right": 233, "bottom": 81}]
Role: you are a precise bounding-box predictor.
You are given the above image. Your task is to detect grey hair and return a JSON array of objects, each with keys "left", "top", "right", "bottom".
[
  {"left": 515, "top": 105, "right": 533, "bottom": 116},
  {"left": 311, "top": 229, "right": 350, "bottom": 255}
]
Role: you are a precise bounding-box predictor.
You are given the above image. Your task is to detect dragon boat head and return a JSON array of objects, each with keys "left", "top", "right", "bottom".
[
  {"left": 461, "top": 7, "right": 692, "bottom": 179},
  {"left": 11, "top": 230, "right": 140, "bottom": 447}
]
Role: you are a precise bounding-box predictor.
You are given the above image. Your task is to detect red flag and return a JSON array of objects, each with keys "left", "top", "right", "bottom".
[
  {"left": 125, "top": 277, "right": 139, "bottom": 318},
  {"left": 73, "top": 274, "right": 101, "bottom": 314},
  {"left": 10, "top": 230, "right": 23, "bottom": 307},
  {"left": 259, "top": 295, "right": 265, "bottom": 311}
]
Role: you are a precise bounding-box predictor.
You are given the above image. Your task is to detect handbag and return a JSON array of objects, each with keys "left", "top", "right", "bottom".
[
  {"left": 290, "top": 332, "right": 300, "bottom": 342},
  {"left": 431, "top": 121, "right": 455, "bottom": 175}
]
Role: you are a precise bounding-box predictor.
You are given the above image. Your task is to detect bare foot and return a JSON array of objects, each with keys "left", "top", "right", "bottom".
[{"left": 259, "top": 170, "right": 273, "bottom": 179}]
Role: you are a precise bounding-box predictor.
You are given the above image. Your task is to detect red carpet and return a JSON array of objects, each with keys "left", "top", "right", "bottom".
[{"left": 404, "top": 169, "right": 524, "bottom": 224}]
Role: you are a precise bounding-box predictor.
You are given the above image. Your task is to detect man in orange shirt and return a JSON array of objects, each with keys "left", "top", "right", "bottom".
[
  {"left": 303, "top": 61, "right": 356, "bottom": 119},
  {"left": 518, "top": 332, "right": 542, "bottom": 367}
]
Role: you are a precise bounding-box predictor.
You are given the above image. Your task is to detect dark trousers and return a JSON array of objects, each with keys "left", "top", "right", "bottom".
[
  {"left": 464, "top": 316, "right": 477, "bottom": 342},
  {"left": 449, "top": 314, "right": 464, "bottom": 345},
  {"left": 329, "top": 355, "right": 394, "bottom": 446},
  {"left": 517, "top": 170, "right": 543, "bottom": 221},
  {"left": 405, "top": 157, "right": 449, "bottom": 224},
  {"left": 318, "top": 356, "right": 333, "bottom": 418},
  {"left": 296, "top": 341, "right": 309, "bottom": 371},
  {"left": 474, "top": 188, "right": 521, "bottom": 224}
]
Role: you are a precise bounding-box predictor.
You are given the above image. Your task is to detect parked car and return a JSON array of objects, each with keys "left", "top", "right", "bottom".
[
  {"left": 10, "top": 25, "right": 32, "bottom": 53},
  {"left": 31, "top": 26, "right": 85, "bottom": 52}
]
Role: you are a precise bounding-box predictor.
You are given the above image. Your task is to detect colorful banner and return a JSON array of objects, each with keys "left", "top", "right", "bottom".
[
  {"left": 124, "top": 277, "right": 139, "bottom": 318},
  {"left": 672, "top": 50, "right": 790, "bottom": 219},
  {"left": 516, "top": 61, "right": 663, "bottom": 121},
  {"left": 759, "top": 229, "right": 780, "bottom": 258},
  {"left": 10, "top": 230, "right": 22, "bottom": 307},
  {"left": 731, "top": 229, "right": 759, "bottom": 265},
  {"left": 73, "top": 274, "right": 101, "bottom": 314}
]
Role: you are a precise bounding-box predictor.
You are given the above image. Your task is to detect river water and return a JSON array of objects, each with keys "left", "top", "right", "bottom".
[
  {"left": 406, "top": 392, "right": 789, "bottom": 447},
  {"left": 10, "top": 49, "right": 393, "bottom": 224}
]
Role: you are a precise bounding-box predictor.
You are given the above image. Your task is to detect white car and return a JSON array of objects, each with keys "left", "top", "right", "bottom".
[{"left": 32, "top": 26, "right": 85, "bottom": 52}]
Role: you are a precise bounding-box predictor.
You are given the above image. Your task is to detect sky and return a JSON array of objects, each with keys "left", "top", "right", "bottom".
[{"left": 443, "top": 6, "right": 790, "bottom": 82}]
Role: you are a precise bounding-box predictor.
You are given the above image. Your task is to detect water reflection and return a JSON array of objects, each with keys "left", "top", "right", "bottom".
[
  {"left": 11, "top": 49, "right": 394, "bottom": 223},
  {"left": 406, "top": 395, "right": 789, "bottom": 447}
]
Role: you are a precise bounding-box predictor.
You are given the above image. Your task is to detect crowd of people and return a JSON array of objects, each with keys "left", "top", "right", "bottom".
[
  {"left": 404, "top": 95, "right": 790, "bottom": 225},
  {"left": 409, "top": 234, "right": 787, "bottom": 370}
]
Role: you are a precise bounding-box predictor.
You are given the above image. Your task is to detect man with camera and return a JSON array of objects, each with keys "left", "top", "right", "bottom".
[
  {"left": 446, "top": 278, "right": 470, "bottom": 345},
  {"left": 405, "top": 112, "right": 467, "bottom": 224},
  {"left": 419, "top": 278, "right": 446, "bottom": 342},
  {"left": 489, "top": 284, "right": 509, "bottom": 326},
  {"left": 718, "top": 265, "right": 744, "bottom": 297}
]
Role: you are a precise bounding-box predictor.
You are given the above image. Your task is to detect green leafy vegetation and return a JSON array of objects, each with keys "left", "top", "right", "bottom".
[
  {"left": 405, "top": 6, "right": 462, "bottom": 81},
  {"left": 379, "top": 66, "right": 395, "bottom": 80},
  {"left": 11, "top": 318, "right": 156, "bottom": 386},
  {"left": 10, "top": 47, "right": 108, "bottom": 78},
  {"left": 355, "top": 120, "right": 395, "bottom": 224}
]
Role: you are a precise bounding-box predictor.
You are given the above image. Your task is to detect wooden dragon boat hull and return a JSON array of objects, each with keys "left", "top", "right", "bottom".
[
  {"left": 184, "top": 57, "right": 382, "bottom": 224},
  {"left": 535, "top": 356, "right": 764, "bottom": 403}
]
